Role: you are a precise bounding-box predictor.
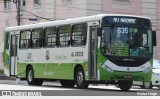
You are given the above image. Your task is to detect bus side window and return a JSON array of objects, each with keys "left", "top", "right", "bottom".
[
  {"left": 72, "top": 23, "right": 87, "bottom": 46},
  {"left": 31, "top": 29, "right": 43, "bottom": 48},
  {"left": 57, "top": 25, "right": 71, "bottom": 47},
  {"left": 20, "top": 30, "right": 31, "bottom": 49},
  {"left": 44, "top": 27, "right": 56, "bottom": 47}
]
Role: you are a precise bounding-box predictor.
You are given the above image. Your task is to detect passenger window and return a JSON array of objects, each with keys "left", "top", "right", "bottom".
[
  {"left": 57, "top": 25, "right": 71, "bottom": 47},
  {"left": 32, "top": 29, "right": 43, "bottom": 48},
  {"left": 20, "top": 30, "right": 31, "bottom": 49},
  {"left": 44, "top": 27, "right": 57, "bottom": 47},
  {"left": 72, "top": 23, "right": 87, "bottom": 46}
]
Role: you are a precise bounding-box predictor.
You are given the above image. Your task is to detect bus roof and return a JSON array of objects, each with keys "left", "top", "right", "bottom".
[{"left": 5, "top": 14, "right": 151, "bottom": 32}]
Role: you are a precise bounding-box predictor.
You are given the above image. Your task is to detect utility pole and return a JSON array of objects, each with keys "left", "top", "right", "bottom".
[
  {"left": 12, "top": 0, "right": 21, "bottom": 26},
  {"left": 17, "top": 0, "right": 21, "bottom": 26}
]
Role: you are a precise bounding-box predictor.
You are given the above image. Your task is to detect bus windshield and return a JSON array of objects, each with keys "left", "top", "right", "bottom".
[{"left": 101, "top": 27, "right": 152, "bottom": 57}]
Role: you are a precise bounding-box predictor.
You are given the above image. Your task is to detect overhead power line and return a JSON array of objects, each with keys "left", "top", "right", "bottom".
[{"left": 21, "top": 10, "right": 54, "bottom": 21}]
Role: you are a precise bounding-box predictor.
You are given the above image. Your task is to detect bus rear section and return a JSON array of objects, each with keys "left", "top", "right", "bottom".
[{"left": 3, "top": 31, "right": 19, "bottom": 77}]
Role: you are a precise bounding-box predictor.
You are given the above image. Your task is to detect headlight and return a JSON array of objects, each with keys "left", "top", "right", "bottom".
[
  {"left": 101, "top": 64, "right": 113, "bottom": 73},
  {"left": 143, "top": 67, "right": 151, "bottom": 73}
]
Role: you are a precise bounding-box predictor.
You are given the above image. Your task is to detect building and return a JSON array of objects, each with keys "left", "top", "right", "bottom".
[{"left": 0, "top": 0, "right": 159, "bottom": 70}]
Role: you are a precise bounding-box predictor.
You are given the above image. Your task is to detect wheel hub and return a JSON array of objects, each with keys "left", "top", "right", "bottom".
[
  {"left": 144, "top": 82, "right": 151, "bottom": 88},
  {"left": 77, "top": 71, "right": 83, "bottom": 85},
  {"left": 28, "top": 70, "right": 33, "bottom": 82}
]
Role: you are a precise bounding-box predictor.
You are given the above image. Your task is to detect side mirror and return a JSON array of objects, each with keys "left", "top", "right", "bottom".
[
  {"left": 152, "top": 31, "right": 157, "bottom": 46},
  {"left": 97, "top": 28, "right": 102, "bottom": 36}
]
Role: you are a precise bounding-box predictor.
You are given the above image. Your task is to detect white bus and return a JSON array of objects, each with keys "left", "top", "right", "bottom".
[{"left": 3, "top": 14, "right": 156, "bottom": 91}]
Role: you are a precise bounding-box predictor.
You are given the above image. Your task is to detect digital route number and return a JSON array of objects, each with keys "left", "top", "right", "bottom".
[{"left": 117, "top": 27, "right": 128, "bottom": 37}]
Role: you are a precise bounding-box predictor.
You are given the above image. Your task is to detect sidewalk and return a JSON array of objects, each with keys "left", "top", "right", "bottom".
[
  {"left": 0, "top": 73, "right": 15, "bottom": 80},
  {"left": 0, "top": 66, "right": 15, "bottom": 80}
]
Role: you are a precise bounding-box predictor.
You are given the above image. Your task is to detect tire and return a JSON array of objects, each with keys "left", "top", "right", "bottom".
[
  {"left": 140, "top": 85, "right": 144, "bottom": 89},
  {"left": 75, "top": 67, "right": 89, "bottom": 89},
  {"left": 27, "top": 66, "right": 43, "bottom": 86},
  {"left": 60, "top": 80, "right": 75, "bottom": 87},
  {"left": 118, "top": 80, "right": 133, "bottom": 91},
  {"left": 143, "top": 81, "right": 152, "bottom": 89}
]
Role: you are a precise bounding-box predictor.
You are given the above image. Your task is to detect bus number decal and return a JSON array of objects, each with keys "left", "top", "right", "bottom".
[{"left": 71, "top": 51, "right": 83, "bottom": 57}]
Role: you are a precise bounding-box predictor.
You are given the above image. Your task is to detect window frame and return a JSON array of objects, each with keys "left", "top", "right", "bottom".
[
  {"left": 62, "top": 0, "right": 72, "bottom": 5},
  {"left": 20, "top": 0, "right": 26, "bottom": 7},
  {"left": 31, "top": 28, "right": 43, "bottom": 49},
  {"left": 19, "top": 30, "right": 31, "bottom": 49},
  {"left": 4, "top": 0, "right": 11, "bottom": 10},
  {"left": 71, "top": 23, "right": 87, "bottom": 47},
  {"left": 34, "top": 0, "right": 41, "bottom": 5},
  {"left": 44, "top": 27, "right": 57, "bottom": 48},
  {"left": 57, "top": 25, "right": 71, "bottom": 47}
]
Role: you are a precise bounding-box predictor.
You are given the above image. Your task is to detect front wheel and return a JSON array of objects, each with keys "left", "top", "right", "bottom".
[
  {"left": 27, "top": 66, "right": 43, "bottom": 86},
  {"left": 140, "top": 85, "right": 144, "bottom": 89},
  {"left": 75, "top": 67, "right": 89, "bottom": 89},
  {"left": 143, "top": 81, "right": 152, "bottom": 89},
  {"left": 118, "top": 80, "right": 133, "bottom": 91}
]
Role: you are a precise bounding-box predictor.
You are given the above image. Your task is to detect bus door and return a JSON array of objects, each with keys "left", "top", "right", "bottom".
[
  {"left": 89, "top": 26, "right": 98, "bottom": 80},
  {"left": 10, "top": 34, "right": 18, "bottom": 76}
]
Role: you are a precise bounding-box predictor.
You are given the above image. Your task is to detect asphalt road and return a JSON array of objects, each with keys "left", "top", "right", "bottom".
[{"left": 0, "top": 80, "right": 160, "bottom": 96}]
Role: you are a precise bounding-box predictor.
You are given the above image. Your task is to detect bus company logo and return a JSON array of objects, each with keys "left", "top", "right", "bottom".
[
  {"left": 27, "top": 53, "right": 32, "bottom": 59},
  {"left": 123, "top": 58, "right": 135, "bottom": 62},
  {"left": 6, "top": 59, "right": 10, "bottom": 65},
  {"left": 2, "top": 91, "right": 11, "bottom": 96},
  {"left": 46, "top": 51, "right": 50, "bottom": 60}
]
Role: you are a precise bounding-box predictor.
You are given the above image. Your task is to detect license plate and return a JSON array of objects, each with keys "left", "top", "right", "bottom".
[{"left": 124, "top": 75, "right": 132, "bottom": 79}]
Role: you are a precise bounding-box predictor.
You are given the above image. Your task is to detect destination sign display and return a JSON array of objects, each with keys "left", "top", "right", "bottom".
[
  {"left": 102, "top": 16, "right": 151, "bottom": 28},
  {"left": 107, "top": 17, "right": 137, "bottom": 24},
  {"left": 112, "top": 18, "right": 136, "bottom": 24}
]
